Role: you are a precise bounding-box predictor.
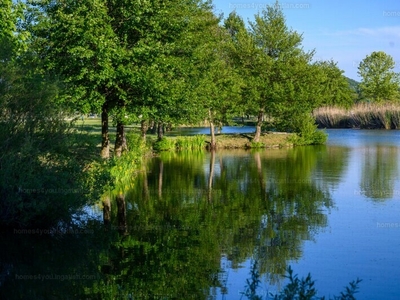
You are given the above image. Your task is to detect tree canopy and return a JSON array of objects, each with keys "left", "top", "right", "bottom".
[{"left": 358, "top": 51, "right": 400, "bottom": 102}]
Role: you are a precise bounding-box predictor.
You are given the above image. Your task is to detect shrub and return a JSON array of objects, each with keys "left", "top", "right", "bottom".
[
  {"left": 153, "top": 137, "right": 176, "bottom": 151},
  {"left": 288, "top": 114, "right": 327, "bottom": 146},
  {"left": 155, "top": 135, "right": 206, "bottom": 151}
]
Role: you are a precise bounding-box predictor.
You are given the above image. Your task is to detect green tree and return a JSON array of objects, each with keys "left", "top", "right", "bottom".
[
  {"left": 135, "top": 4, "right": 220, "bottom": 141},
  {"left": 225, "top": 3, "right": 326, "bottom": 143},
  {"left": 358, "top": 51, "right": 400, "bottom": 102},
  {"left": 0, "top": 0, "right": 27, "bottom": 61},
  {"left": 315, "top": 60, "right": 354, "bottom": 108},
  {"left": 192, "top": 18, "right": 244, "bottom": 149},
  {"left": 29, "top": 0, "right": 123, "bottom": 158},
  {"left": 30, "top": 0, "right": 219, "bottom": 154}
]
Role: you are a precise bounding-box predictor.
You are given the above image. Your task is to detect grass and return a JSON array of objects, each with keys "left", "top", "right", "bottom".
[
  {"left": 213, "top": 133, "right": 293, "bottom": 149},
  {"left": 314, "top": 102, "right": 400, "bottom": 129}
]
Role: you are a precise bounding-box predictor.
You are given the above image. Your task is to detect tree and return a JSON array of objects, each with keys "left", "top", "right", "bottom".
[
  {"left": 225, "top": 3, "right": 322, "bottom": 142},
  {"left": 314, "top": 60, "right": 354, "bottom": 108},
  {"left": 191, "top": 16, "right": 244, "bottom": 149},
  {"left": 224, "top": 11, "right": 268, "bottom": 142},
  {"left": 30, "top": 0, "right": 219, "bottom": 155},
  {"left": 358, "top": 51, "right": 400, "bottom": 102}
]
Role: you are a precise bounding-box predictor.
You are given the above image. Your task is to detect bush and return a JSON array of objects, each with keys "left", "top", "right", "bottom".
[
  {"left": 288, "top": 114, "right": 327, "bottom": 146},
  {"left": 153, "top": 137, "right": 177, "bottom": 151},
  {"left": 0, "top": 62, "right": 95, "bottom": 229}
]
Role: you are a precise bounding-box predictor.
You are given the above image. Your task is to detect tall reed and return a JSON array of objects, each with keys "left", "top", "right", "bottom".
[
  {"left": 313, "top": 102, "right": 400, "bottom": 129},
  {"left": 154, "top": 135, "right": 206, "bottom": 151}
]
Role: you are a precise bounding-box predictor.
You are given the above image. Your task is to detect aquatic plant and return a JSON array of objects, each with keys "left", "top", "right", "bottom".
[{"left": 242, "top": 264, "right": 362, "bottom": 300}]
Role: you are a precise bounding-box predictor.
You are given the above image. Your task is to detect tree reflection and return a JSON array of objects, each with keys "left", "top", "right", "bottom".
[
  {"left": 359, "top": 146, "right": 399, "bottom": 200},
  {"left": 88, "top": 147, "right": 345, "bottom": 298},
  {"left": 1, "top": 146, "right": 350, "bottom": 299}
]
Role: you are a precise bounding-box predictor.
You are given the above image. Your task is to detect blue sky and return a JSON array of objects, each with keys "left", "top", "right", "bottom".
[{"left": 212, "top": 0, "right": 400, "bottom": 80}]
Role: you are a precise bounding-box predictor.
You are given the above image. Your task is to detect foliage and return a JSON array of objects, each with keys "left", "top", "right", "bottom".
[
  {"left": 250, "top": 141, "right": 266, "bottom": 149},
  {"left": 0, "top": 61, "right": 95, "bottom": 229},
  {"left": 288, "top": 115, "right": 327, "bottom": 145},
  {"left": 346, "top": 77, "right": 360, "bottom": 94},
  {"left": 223, "top": 2, "right": 347, "bottom": 144},
  {"left": 0, "top": 0, "right": 28, "bottom": 60},
  {"left": 358, "top": 51, "right": 400, "bottom": 102},
  {"left": 153, "top": 137, "right": 177, "bottom": 151},
  {"left": 315, "top": 60, "right": 354, "bottom": 109},
  {"left": 90, "top": 133, "right": 148, "bottom": 197},
  {"left": 154, "top": 135, "right": 206, "bottom": 151},
  {"left": 176, "top": 135, "right": 206, "bottom": 150},
  {"left": 27, "top": 0, "right": 218, "bottom": 155}
]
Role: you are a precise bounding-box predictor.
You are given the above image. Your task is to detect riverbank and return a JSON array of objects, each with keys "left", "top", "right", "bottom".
[
  {"left": 210, "top": 132, "right": 293, "bottom": 149},
  {"left": 150, "top": 132, "right": 295, "bottom": 151}
]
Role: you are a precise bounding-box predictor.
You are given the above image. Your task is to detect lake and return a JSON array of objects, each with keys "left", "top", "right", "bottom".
[{"left": 2, "top": 129, "right": 400, "bottom": 299}]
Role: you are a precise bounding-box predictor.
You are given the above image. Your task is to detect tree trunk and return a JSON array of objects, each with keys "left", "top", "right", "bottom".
[
  {"left": 157, "top": 121, "right": 164, "bottom": 141},
  {"left": 209, "top": 109, "right": 217, "bottom": 150},
  {"left": 116, "top": 193, "right": 127, "bottom": 235},
  {"left": 150, "top": 120, "right": 156, "bottom": 134},
  {"left": 102, "top": 196, "right": 111, "bottom": 227},
  {"left": 253, "top": 109, "right": 264, "bottom": 142},
  {"left": 114, "top": 121, "right": 127, "bottom": 157},
  {"left": 101, "top": 103, "right": 110, "bottom": 159},
  {"left": 140, "top": 120, "right": 148, "bottom": 140}
]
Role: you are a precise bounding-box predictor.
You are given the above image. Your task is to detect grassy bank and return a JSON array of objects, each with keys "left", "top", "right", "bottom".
[
  {"left": 314, "top": 102, "right": 400, "bottom": 129},
  {"left": 73, "top": 118, "right": 320, "bottom": 152},
  {"left": 151, "top": 132, "right": 294, "bottom": 151}
]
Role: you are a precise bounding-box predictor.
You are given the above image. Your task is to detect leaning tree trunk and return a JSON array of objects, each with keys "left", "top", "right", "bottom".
[
  {"left": 209, "top": 109, "right": 217, "bottom": 150},
  {"left": 100, "top": 103, "right": 110, "bottom": 159},
  {"left": 114, "top": 121, "right": 127, "bottom": 157},
  {"left": 253, "top": 109, "right": 264, "bottom": 143}
]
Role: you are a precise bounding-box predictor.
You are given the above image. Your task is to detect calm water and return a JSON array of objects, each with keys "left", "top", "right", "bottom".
[
  {"left": 166, "top": 125, "right": 256, "bottom": 135},
  {"left": 2, "top": 129, "right": 400, "bottom": 299}
]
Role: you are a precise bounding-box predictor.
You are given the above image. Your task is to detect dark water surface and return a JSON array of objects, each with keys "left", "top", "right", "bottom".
[{"left": 2, "top": 129, "right": 400, "bottom": 299}]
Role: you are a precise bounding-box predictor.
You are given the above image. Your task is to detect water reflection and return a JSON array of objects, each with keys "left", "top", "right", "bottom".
[
  {"left": 359, "top": 146, "right": 399, "bottom": 200},
  {"left": 89, "top": 147, "right": 342, "bottom": 298},
  {"left": 4, "top": 130, "right": 400, "bottom": 299}
]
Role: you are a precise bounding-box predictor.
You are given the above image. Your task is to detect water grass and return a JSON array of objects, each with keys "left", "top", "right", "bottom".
[
  {"left": 314, "top": 102, "right": 400, "bottom": 129},
  {"left": 154, "top": 135, "right": 206, "bottom": 151}
]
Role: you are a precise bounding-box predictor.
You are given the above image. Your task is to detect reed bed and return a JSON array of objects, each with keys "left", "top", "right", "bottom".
[
  {"left": 313, "top": 102, "right": 400, "bottom": 129},
  {"left": 154, "top": 135, "right": 206, "bottom": 151}
]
